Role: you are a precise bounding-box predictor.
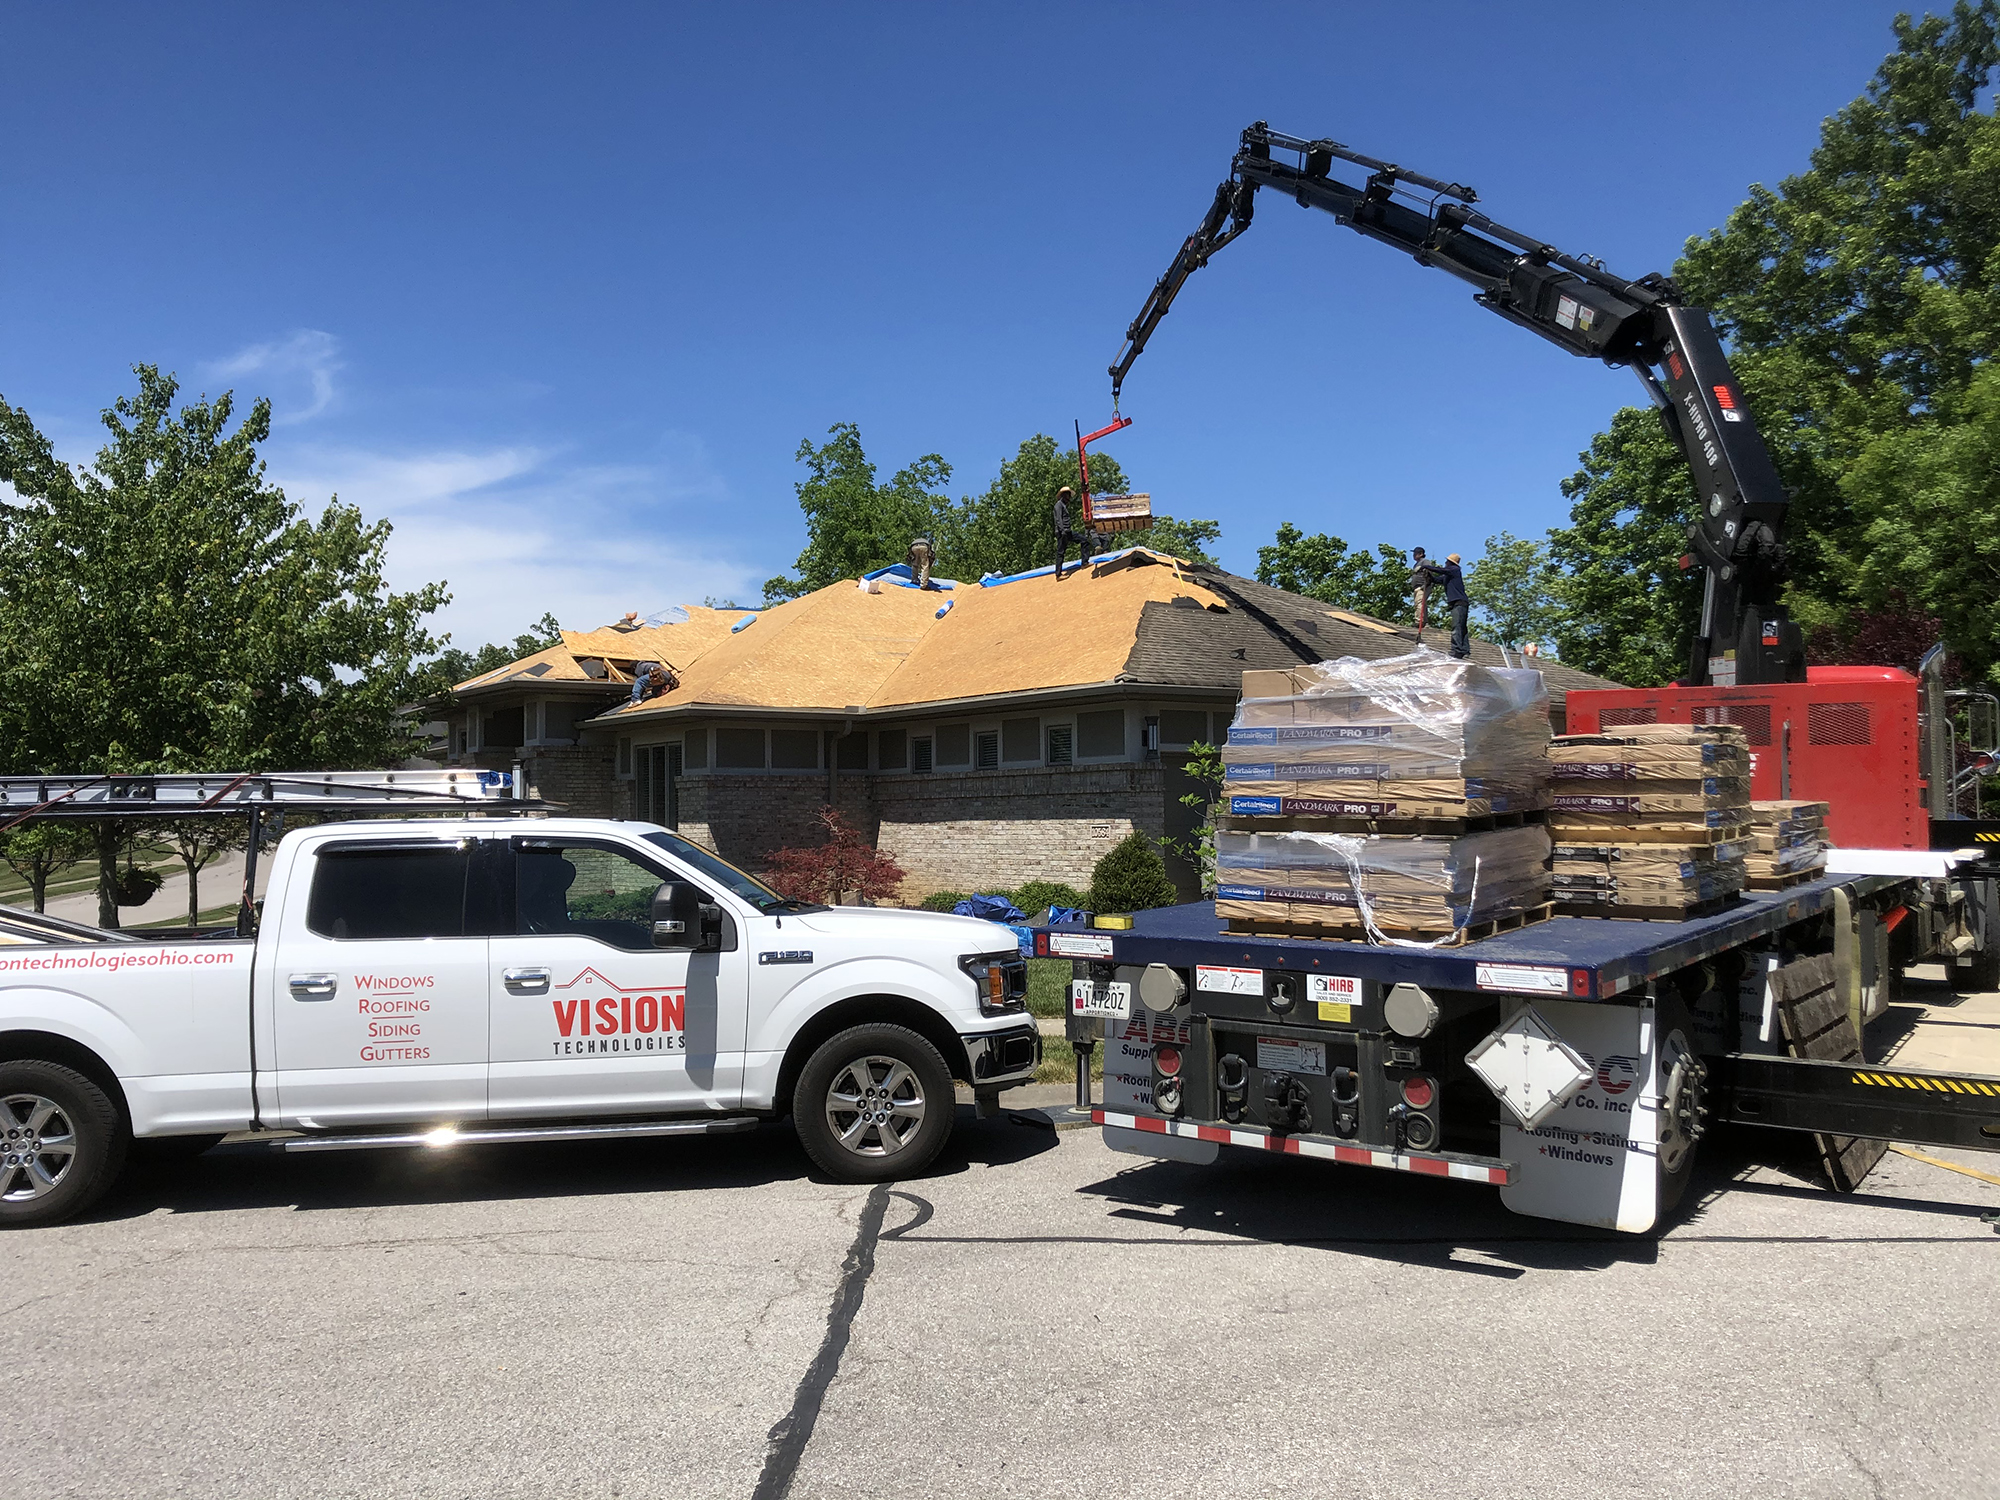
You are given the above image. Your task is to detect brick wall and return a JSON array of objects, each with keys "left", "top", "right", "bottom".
[
  {"left": 674, "top": 775, "right": 832, "bottom": 869},
  {"left": 521, "top": 745, "right": 615, "bottom": 818}
]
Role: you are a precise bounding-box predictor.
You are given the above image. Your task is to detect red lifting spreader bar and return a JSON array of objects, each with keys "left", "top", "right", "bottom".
[{"left": 1075, "top": 414, "right": 1132, "bottom": 529}]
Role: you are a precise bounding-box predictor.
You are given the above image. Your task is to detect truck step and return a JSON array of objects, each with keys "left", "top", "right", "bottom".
[{"left": 273, "top": 1117, "right": 761, "bottom": 1153}]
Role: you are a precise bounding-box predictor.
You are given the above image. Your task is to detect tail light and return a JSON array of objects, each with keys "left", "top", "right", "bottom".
[
  {"left": 1400, "top": 1076, "right": 1435, "bottom": 1109},
  {"left": 1153, "top": 1042, "right": 1184, "bottom": 1116}
]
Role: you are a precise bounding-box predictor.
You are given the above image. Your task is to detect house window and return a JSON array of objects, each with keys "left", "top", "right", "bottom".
[
  {"left": 1001, "top": 717, "right": 1038, "bottom": 763},
  {"left": 835, "top": 732, "right": 868, "bottom": 770},
  {"left": 1046, "top": 724, "right": 1073, "bottom": 766},
  {"left": 975, "top": 730, "right": 999, "bottom": 770},
  {"left": 878, "top": 728, "right": 907, "bottom": 770},
  {"left": 936, "top": 724, "right": 971, "bottom": 767},
  {"left": 771, "top": 729, "right": 820, "bottom": 770},
  {"left": 1160, "top": 709, "right": 1207, "bottom": 746},
  {"left": 715, "top": 727, "right": 766, "bottom": 769},
  {"left": 616, "top": 737, "right": 633, "bottom": 777},
  {"left": 637, "top": 743, "right": 682, "bottom": 828},
  {"left": 1078, "top": 709, "right": 1125, "bottom": 759},
  {"left": 913, "top": 736, "right": 935, "bottom": 774},
  {"left": 483, "top": 705, "right": 525, "bottom": 749},
  {"left": 684, "top": 728, "right": 708, "bottom": 769}
]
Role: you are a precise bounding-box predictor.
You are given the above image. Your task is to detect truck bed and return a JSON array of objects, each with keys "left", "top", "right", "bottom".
[{"left": 1038, "top": 872, "right": 1904, "bottom": 999}]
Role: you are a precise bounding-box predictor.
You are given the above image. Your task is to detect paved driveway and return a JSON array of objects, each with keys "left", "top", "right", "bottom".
[{"left": 8, "top": 1111, "right": 1997, "bottom": 1499}]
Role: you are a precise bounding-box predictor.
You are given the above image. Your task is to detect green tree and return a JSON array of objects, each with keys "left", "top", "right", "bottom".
[
  {"left": 0, "top": 823, "right": 92, "bottom": 913},
  {"left": 1548, "top": 5, "right": 2000, "bottom": 680},
  {"left": 1255, "top": 523, "right": 1411, "bottom": 620},
  {"left": 1546, "top": 409, "right": 1702, "bottom": 685},
  {"left": 162, "top": 817, "right": 244, "bottom": 929},
  {"left": 1466, "top": 531, "right": 1563, "bottom": 652},
  {"left": 0, "top": 366, "right": 447, "bottom": 924},
  {"left": 764, "top": 423, "right": 952, "bottom": 601},
  {"left": 1090, "top": 831, "right": 1180, "bottom": 912}
]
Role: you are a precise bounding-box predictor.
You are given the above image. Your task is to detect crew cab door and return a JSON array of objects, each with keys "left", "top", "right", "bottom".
[
  {"left": 270, "top": 836, "right": 496, "bottom": 1128},
  {"left": 487, "top": 835, "right": 748, "bottom": 1117}
]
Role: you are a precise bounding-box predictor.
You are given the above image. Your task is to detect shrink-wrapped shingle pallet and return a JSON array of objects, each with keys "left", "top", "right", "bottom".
[
  {"left": 1548, "top": 724, "right": 1751, "bottom": 919},
  {"left": 1216, "top": 649, "right": 1553, "bottom": 943}
]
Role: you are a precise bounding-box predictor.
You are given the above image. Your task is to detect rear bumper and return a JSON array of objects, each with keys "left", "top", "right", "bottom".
[{"left": 1092, "top": 1108, "right": 1514, "bottom": 1186}]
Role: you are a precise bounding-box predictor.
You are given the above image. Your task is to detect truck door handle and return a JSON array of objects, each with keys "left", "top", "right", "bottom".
[
  {"left": 503, "top": 967, "right": 551, "bottom": 994},
  {"left": 289, "top": 973, "right": 338, "bottom": 1000}
]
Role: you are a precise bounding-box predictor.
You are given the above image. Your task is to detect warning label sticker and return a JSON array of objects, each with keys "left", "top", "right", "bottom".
[
  {"left": 1256, "top": 1037, "right": 1327, "bottom": 1076},
  {"left": 1196, "top": 965, "right": 1263, "bottom": 996}
]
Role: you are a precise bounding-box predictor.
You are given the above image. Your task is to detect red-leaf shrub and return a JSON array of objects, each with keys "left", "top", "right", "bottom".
[{"left": 762, "top": 807, "right": 907, "bottom": 905}]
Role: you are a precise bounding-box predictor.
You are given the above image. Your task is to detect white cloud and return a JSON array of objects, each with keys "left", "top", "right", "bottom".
[
  {"left": 204, "top": 329, "right": 343, "bottom": 423},
  {"left": 267, "top": 436, "right": 765, "bottom": 651}
]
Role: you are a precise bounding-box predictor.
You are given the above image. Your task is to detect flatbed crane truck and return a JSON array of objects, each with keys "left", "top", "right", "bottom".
[{"left": 1060, "top": 124, "right": 2000, "bottom": 1231}]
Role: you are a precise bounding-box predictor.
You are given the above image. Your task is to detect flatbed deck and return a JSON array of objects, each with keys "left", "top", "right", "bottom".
[{"left": 1037, "top": 871, "right": 1906, "bottom": 1000}]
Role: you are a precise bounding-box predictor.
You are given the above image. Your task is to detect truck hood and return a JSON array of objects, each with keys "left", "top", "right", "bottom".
[{"left": 787, "top": 906, "right": 1014, "bottom": 947}]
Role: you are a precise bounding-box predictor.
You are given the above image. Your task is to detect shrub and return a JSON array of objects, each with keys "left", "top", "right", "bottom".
[
  {"left": 1089, "top": 833, "right": 1179, "bottom": 913},
  {"left": 918, "top": 890, "right": 969, "bottom": 912},
  {"left": 762, "top": 807, "right": 906, "bottom": 904},
  {"left": 1011, "top": 880, "right": 1088, "bottom": 916}
]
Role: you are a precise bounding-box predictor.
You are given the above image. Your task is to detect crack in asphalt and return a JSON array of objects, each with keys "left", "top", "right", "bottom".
[{"left": 749, "top": 1184, "right": 891, "bottom": 1500}]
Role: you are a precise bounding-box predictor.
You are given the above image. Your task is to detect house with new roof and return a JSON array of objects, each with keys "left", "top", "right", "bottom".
[{"left": 438, "top": 550, "right": 1619, "bottom": 901}]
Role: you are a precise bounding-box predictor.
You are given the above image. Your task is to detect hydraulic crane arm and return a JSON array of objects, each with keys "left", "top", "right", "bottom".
[{"left": 1110, "top": 121, "right": 1804, "bottom": 687}]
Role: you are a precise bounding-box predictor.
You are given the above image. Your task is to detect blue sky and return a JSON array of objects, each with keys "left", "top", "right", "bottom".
[{"left": 0, "top": 2, "right": 1930, "bottom": 651}]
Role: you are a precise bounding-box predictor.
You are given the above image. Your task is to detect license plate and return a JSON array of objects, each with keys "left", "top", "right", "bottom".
[{"left": 1070, "top": 980, "right": 1132, "bottom": 1020}]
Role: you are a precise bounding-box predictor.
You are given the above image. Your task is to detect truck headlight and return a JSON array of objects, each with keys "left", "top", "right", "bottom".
[{"left": 959, "top": 951, "right": 1028, "bottom": 1017}]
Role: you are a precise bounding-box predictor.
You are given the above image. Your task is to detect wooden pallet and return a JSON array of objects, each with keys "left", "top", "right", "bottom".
[
  {"left": 1746, "top": 865, "right": 1826, "bottom": 891},
  {"left": 1553, "top": 895, "right": 1738, "bottom": 923},
  {"left": 1221, "top": 902, "right": 1555, "bottom": 948},
  {"left": 1769, "top": 953, "right": 1886, "bottom": 1192},
  {"left": 1217, "top": 807, "right": 1550, "bottom": 837},
  {"left": 1547, "top": 821, "right": 1751, "bottom": 846}
]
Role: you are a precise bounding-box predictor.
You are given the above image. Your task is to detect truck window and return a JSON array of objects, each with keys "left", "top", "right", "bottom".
[
  {"left": 307, "top": 847, "right": 469, "bottom": 940},
  {"left": 517, "top": 843, "right": 677, "bottom": 952}
]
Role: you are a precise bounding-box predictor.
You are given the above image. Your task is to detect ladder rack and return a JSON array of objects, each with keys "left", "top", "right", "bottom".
[{"left": 0, "top": 768, "right": 546, "bottom": 828}]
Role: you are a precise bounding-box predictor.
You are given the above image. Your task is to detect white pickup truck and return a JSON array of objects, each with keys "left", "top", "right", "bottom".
[{"left": 0, "top": 817, "right": 1038, "bottom": 1227}]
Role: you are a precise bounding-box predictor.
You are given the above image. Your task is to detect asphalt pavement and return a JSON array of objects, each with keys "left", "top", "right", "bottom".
[{"left": 8, "top": 1104, "right": 1998, "bottom": 1500}]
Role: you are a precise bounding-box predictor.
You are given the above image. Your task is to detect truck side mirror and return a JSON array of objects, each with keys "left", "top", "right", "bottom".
[{"left": 651, "top": 882, "right": 702, "bottom": 949}]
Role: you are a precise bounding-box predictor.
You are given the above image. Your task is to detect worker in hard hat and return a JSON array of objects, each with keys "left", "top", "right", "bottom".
[{"left": 1440, "top": 552, "right": 1470, "bottom": 659}]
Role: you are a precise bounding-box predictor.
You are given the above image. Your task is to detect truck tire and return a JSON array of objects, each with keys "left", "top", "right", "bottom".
[
  {"left": 0, "top": 1059, "right": 128, "bottom": 1229},
  {"left": 1654, "top": 996, "right": 1704, "bottom": 1216},
  {"left": 792, "top": 1024, "right": 954, "bottom": 1182}
]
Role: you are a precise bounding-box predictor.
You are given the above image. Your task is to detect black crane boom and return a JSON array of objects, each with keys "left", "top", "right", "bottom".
[{"left": 1109, "top": 121, "right": 1804, "bottom": 687}]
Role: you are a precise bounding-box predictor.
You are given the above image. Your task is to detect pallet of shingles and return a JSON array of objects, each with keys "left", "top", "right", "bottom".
[
  {"left": 1547, "top": 724, "right": 1750, "bottom": 917},
  {"left": 1223, "top": 648, "right": 1552, "bottom": 822},
  {"left": 1215, "top": 648, "right": 1554, "bottom": 940},
  {"left": 1746, "top": 799, "right": 1831, "bottom": 887},
  {"left": 1215, "top": 823, "right": 1553, "bottom": 940}
]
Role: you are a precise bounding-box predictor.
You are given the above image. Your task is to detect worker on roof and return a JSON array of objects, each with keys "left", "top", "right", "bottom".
[
  {"left": 1440, "top": 552, "right": 1470, "bottom": 659},
  {"left": 1408, "top": 547, "right": 1444, "bottom": 642},
  {"left": 1052, "top": 486, "right": 1095, "bottom": 580},
  {"left": 906, "top": 534, "right": 937, "bottom": 590}
]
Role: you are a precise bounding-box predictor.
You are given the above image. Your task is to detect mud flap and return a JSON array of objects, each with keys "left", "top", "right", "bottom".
[{"left": 1497, "top": 999, "right": 1663, "bottom": 1233}]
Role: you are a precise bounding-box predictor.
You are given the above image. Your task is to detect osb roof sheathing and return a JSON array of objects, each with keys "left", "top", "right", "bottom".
[
  {"left": 604, "top": 580, "right": 947, "bottom": 715},
  {"left": 873, "top": 555, "right": 1225, "bottom": 707},
  {"left": 562, "top": 606, "right": 740, "bottom": 668},
  {"left": 603, "top": 550, "right": 1226, "bottom": 719},
  {"left": 455, "top": 643, "right": 597, "bottom": 692}
]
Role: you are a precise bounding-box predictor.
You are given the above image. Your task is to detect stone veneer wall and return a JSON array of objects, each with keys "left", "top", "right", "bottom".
[
  {"left": 871, "top": 766, "right": 1167, "bottom": 900},
  {"left": 516, "top": 751, "right": 1170, "bottom": 904}
]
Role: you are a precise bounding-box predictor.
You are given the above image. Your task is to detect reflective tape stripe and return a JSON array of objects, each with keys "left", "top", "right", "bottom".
[
  {"left": 1090, "top": 1109, "right": 1511, "bottom": 1185},
  {"left": 1850, "top": 1069, "right": 2000, "bottom": 1095}
]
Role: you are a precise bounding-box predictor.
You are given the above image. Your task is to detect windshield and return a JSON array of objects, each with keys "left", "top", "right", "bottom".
[{"left": 642, "top": 830, "right": 810, "bottom": 913}]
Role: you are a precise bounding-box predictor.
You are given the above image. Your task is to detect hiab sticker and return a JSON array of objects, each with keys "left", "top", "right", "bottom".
[{"left": 549, "top": 967, "right": 687, "bottom": 1056}]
